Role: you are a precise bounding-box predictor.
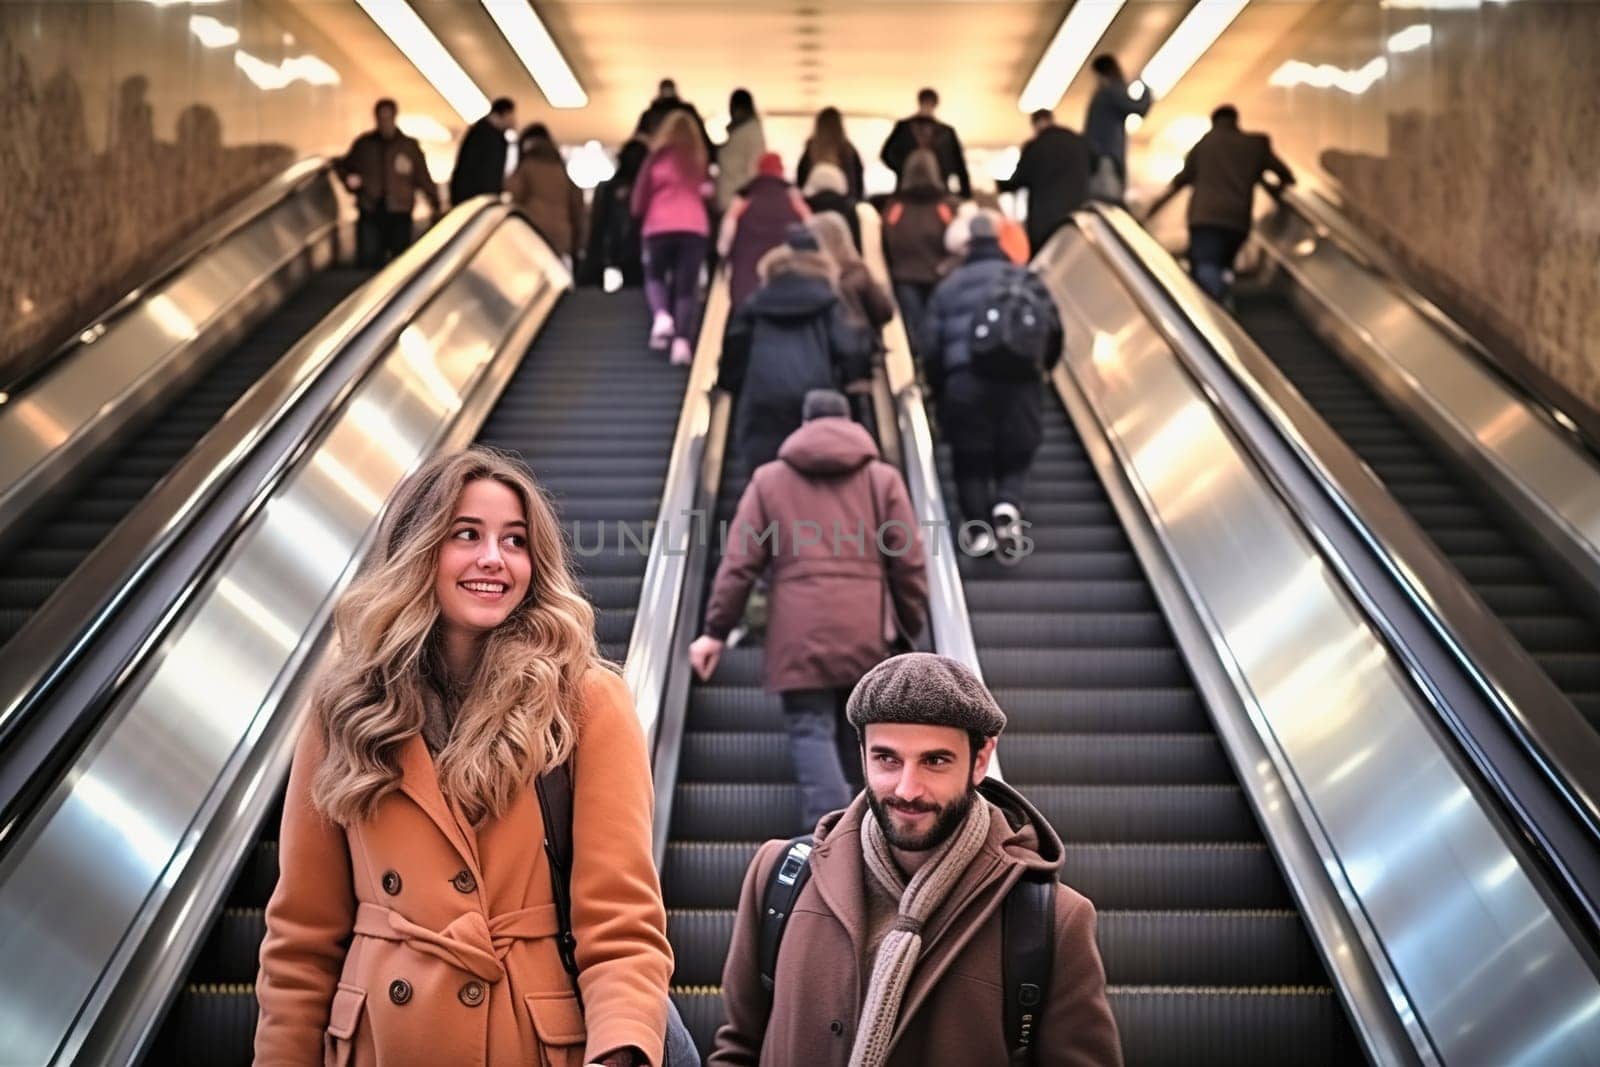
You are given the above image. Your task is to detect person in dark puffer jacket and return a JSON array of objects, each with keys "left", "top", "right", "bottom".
[
  {"left": 718, "top": 227, "right": 872, "bottom": 473},
  {"left": 920, "top": 214, "right": 1062, "bottom": 563}
]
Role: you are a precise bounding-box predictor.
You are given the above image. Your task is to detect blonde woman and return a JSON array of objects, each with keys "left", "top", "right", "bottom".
[
  {"left": 256, "top": 447, "right": 673, "bottom": 1067},
  {"left": 631, "top": 109, "right": 713, "bottom": 363}
]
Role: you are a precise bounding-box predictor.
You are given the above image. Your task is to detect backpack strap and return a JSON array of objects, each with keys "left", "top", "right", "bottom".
[
  {"left": 1002, "top": 873, "right": 1056, "bottom": 1065},
  {"left": 758, "top": 835, "right": 815, "bottom": 995},
  {"left": 534, "top": 760, "right": 583, "bottom": 997}
]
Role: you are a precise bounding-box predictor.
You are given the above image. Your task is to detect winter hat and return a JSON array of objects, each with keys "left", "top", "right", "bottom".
[
  {"left": 802, "top": 389, "right": 851, "bottom": 421},
  {"left": 847, "top": 653, "right": 1007, "bottom": 737},
  {"left": 784, "top": 222, "right": 821, "bottom": 252},
  {"left": 967, "top": 213, "right": 998, "bottom": 242},
  {"left": 757, "top": 151, "right": 784, "bottom": 177},
  {"left": 802, "top": 162, "right": 848, "bottom": 198}
]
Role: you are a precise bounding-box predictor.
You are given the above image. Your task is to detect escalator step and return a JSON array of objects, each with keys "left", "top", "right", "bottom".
[
  {"left": 1062, "top": 844, "right": 1290, "bottom": 910},
  {"left": 663, "top": 842, "right": 762, "bottom": 909},
  {"left": 188, "top": 908, "right": 267, "bottom": 984},
  {"left": 1111, "top": 986, "right": 1358, "bottom": 1067},
  {"left": 975, "top": 648, "right": 1191, "bottom": 688},
  {"left": 158, "top": 986, "right": 258, "bottom": 1066},
  {"left": 962, "top": 579, "right": 1157, "bottom": 613},
  {"left": 996, "top": 735, "right": 1232, "bottom": 784},
  {"left": 971, "top": 612, "right": 1173, "bottom": 648}
]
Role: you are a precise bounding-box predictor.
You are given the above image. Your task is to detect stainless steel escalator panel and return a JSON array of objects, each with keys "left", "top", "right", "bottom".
[
  {"left": 0, "top": 219, "right": 566, "bottom": 1066},
  {"left": 1042, "top": 223, "right": 1600, "bottom": 1063},
  {"left": 1259, "top": 191, "right": 1600, "bottom": 602},
  {"left": 0, "top": 160, "right": 339, "bottom": 549}
]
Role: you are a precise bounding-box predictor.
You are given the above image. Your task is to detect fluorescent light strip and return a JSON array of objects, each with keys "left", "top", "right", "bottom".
[
  {"left": 355, "top": 0, "right": 489, "bottom": 123},
  {"left": 1140, "top": 0, "right": 1252, "bottom": 100},
  {"left": 1387, "top": 24, "right": 1434, "bottom": 52},
  {"left": 481, "top": 0, "right": 587, "bottom": 109},
  {"left": 1017, "top": 0, "right": 1128, "bottom": 113}
]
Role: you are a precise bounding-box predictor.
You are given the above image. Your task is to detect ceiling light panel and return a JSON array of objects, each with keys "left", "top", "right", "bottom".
[
  {"left": 355, "top": 0, "right": 489, "bottom": 123},
  {"left": 1018, "top": 0, "right": 1128, "bottom": 113},
  {"left": 1140, "top": 0, "right": 1252, "bottom": 100},
  {"left": 480, "top": 1, "right": 588, "bottom": 109}
]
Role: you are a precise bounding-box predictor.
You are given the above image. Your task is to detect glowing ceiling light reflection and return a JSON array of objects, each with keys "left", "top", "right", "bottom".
[
  {"left": 1387, "top": 24, "right": 1434, "bottom": 52},
  {"left": 356, "top": 0, "right": 489, "bottom": 123},
  {"left": 1269, "top": 57, "right": 1389, "bottom": 95},
  {"left": 1140, "top": 0, "right": 1252, "bottom": 100},
  {"left": 188, "top": 14, "right": 239, "bottom": 48},
  {"left": 234, "top": 51, "right": 341, "bottom": 91},
  {"left": 1017, "top": 0, "right": 1127, "bottom": 112},
  {"left": 399, "top": 115, "right": 454, "bottom": 144},
  {"left": 480, "top": 0, "right": 587, "bottom": 108}
]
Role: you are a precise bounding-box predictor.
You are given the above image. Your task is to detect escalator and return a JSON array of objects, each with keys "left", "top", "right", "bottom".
[
  {"left": 145, "top": 289, "right": 689, "bottom": 1063},
  {"left": 934, "top": 389, "right": 1359, "bottom": 1064},
  {"left": 1231, "top": 290, "right": 1600, "bottom": 726},
  {"left": 0, "top": 269, "right": 366, "bottom": 648}
]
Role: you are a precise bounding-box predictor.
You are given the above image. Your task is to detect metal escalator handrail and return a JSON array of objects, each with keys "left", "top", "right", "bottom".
[
  {"left": 0, "top": 198, "right": 511, "bottom": 845},
  {"left": 1087, "top": 203, "right": 1600, "bottom": 916},
  {"left": 1278, "top": 184, "right": 1600, "bottom": 460},
  {"left": 854, "top": 205, "right": 983, "bottom": 679},
  {"left": 2, "top": 157, "right": 334, "bottom": 400},
  {"left": 1055, "top": 213, "right": 1600, "bottom": 1063},
  {"left": 624, "top": 270, "right": 733, "bottom": 746},
  {"left": 0, "top": 197, "right": 500, "bottom": 744},
  {"left": 3, "top": 208, "right": 571, "bottom": 1066}
]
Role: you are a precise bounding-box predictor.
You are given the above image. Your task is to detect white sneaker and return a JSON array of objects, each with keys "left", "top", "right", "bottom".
[
  {"left": 649, "top": 312, "right": 674, "bottom": 350},
  {"left": 992, "top": 503, "right": 1025, "bottom": 566},
  {"left": 670, "top": 337, "right": 693, "bottom": 365},
  {"left": 964, "top": 528, "right": 996, "bottom": 557}
]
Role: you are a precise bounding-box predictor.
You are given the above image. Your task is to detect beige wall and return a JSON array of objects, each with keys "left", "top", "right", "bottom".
[
  {"left": 1135, "top": 0, "right": 1600, "bottom": 415},
  {"left": 0, "top": 1, "right": 388, "bottom": 385}
]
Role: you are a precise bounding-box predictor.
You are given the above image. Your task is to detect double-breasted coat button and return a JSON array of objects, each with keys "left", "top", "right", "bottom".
[
  {"left": 389, "top": 979, "right": 412, "bottom": 1005},
  {"left": 830, "top": 1020, "right": 844, "bottom": 1036},
  {"left": 451, "top": 869, "right": 476, "bottom": 893},
  {"left": 381, "top": 870, "right": 402, "bottom": 895},
  {"left": 459, "top": 981, "right": 485, "bottom": 1007}
]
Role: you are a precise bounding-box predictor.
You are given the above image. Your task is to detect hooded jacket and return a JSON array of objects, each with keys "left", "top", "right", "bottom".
[
  {"left": 721, "top": 174, "right": 810, "bottom": 309},
  {"left": 703, "top": 417, "right": 928, "bottom": 693},
  {"left": 882, "top": 188, "right": 957, "bottom": 287},
  {"left": 718, "top": 247, "right": 872, "bottom": 470},
  {"left": 507, "top": 151, "right": 585, "bottom": 258},
  {"left": 709, "top": 779, "right": 1121, "bottom": 1065}
]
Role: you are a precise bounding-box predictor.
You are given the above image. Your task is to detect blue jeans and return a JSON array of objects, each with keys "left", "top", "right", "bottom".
[
  {"left": 780, "top": 687, "right": 860, "bottom": 831},
  {"left": 1188, "top": 225, "right": 1248, "bottom": 301},
  {"left": 893, "top": 281, "right": 935, "bottom": 364}
]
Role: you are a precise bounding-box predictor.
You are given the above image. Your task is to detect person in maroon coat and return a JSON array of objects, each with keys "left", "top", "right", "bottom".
[
  {"left": 719, "top": 151, "right": 812, "bottom": 310},
  {"left": 690, "top": 391, "right": 929, "bottom": 830}
]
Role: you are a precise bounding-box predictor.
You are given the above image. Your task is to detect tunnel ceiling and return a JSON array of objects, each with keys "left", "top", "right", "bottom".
[{"left": 269, "top": 0, "right": 1327, "bottom": 151}]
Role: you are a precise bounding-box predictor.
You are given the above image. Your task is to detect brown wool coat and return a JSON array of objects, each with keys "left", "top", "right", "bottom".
[
  {"left": 710, "top": 781, "right": 1122, "bottom": 1067},
  {"left": 255, "top": 669, "right": 672, "bottom": 1067},
  {"left": 703, "top": 417, "right": 928, "bottom": 693},
  {"left": 507, "top": 155, "right": 587, "bottom": 259}
]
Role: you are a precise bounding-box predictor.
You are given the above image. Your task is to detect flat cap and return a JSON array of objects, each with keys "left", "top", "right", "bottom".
[{"left": 847, "top": 653, "right": 1007, "bottom": 737}]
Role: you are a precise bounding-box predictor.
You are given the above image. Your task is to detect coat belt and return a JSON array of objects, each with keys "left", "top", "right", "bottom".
[{"left": 354, "top": 901, "right": 561, "bottom": 982}]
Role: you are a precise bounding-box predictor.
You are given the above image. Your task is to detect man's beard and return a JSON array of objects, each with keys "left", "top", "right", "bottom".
[{"left": 867, "top": 783, "right": 976, "bottom": 852}]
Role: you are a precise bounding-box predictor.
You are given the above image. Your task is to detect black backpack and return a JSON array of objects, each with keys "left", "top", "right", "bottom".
[
  {"left": 969, "top": 272, "right": 1051, "bottom": 381},
  {"left": 758, "top": 835, "right": 1055, "bottom": 1065}
]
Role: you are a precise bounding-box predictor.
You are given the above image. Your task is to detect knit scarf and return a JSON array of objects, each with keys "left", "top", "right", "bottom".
[{"left": 849, "top": 792, "right": 991, "bottom": 1067}]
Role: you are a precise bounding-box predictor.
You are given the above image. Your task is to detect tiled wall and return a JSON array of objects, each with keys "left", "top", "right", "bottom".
[
  {"left": 0, "top": 1, "right": 370, "bottom": 386},
  {"left": 1157, "top": 0, "right": 1600, "bottom": 415}
]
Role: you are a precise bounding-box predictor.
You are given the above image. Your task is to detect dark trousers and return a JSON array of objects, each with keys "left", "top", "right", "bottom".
[
  {"left": 356, "top": 208, "right": 414, "bottom": 269},
  {"left": 643, "top": 231, "right": 708, "bottom": 343},
  {"left": 941, "top": 371, "right": 1043, "bottom": 523},
  {"left": 1188, "top": 224, "right": 1248, "bottom": 301},
  {"left": 893, "top": 281, "right": 936, "bottom": 363},
  {"left": 779, "top": 687, "right": 862, "bottom": 831}
]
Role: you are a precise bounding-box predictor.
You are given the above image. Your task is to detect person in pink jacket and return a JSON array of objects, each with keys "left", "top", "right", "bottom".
[{"left": 630, "top": 109, "right": 712, "bottom": 364}]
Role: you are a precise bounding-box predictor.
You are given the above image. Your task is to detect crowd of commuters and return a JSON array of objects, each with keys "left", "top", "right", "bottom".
[{"left": 293, "top": 62, "right": 1298, "bottom": 1064}]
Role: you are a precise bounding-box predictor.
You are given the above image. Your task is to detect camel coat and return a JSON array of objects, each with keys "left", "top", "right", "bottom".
[{"left": 255, "top": 668, "right": 672, "bottom": 1067}]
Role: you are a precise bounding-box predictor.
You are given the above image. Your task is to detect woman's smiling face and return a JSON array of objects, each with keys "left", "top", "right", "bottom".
[{"left": 434, "top": 478, "right": 533, "bottom": 645}]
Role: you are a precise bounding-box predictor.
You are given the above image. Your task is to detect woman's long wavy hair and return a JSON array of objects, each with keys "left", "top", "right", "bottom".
[
  {"left": 311, "top": 447, "right": 603, "bottom": 827},
  {"left": 808, "top": 107, "right": 848, "bottom": 169},
  {"left": 653, "top": 109, "right": 708, "bottom": 176}
]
